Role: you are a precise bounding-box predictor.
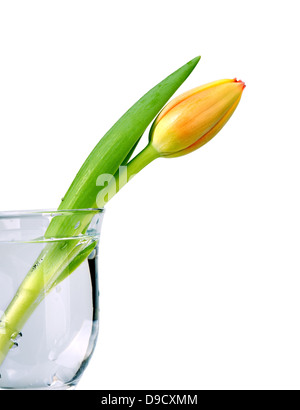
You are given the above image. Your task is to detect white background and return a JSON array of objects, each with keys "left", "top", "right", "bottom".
[{"left": 0, "top": 0, "right": 299, "bottom": 390}]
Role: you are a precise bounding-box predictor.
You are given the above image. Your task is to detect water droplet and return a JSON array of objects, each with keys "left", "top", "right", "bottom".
[
  {"left": 11, "top": 331, "right": 22, "bottom": 340},
  {"left": 11, "top": 342, "right": 18, "bottom": 349},
  {"left": 10, "top": 331, "right": 22, "bottom": 349},
  {"left": 74, "top": 221, "right": 80, "bottom": 229},
  {"left": 16, "top": 332, "right": 22, "bottom": 340}
]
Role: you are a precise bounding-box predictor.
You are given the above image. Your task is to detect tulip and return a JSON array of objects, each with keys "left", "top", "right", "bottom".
[
  {"left": 0, "top": 57, "right": 246, "bottom": 370},
  {"left": 149, "top": 78, "right": 245, "bottom": 158},
  {"left": 99, "top": 77, "right": 245, "bottom": 206}
]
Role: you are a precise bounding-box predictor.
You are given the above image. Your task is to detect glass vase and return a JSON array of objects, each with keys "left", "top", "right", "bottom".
[{"left": 0, "top": 208, "right": 104, "bottom": 390}]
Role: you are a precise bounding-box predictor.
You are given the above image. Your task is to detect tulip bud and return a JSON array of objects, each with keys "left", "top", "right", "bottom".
[
  {"left": 95, "top": 78, "right": 246, "bottom": 209},
  {"left": 149, "top": 78, "right": 245, "bottom": 158}
]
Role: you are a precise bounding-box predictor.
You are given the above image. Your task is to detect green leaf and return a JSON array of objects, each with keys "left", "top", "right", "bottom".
[
  {"left": 49, "top": 240, "right": 98, "bottom": 291},
  {"left": 59, "top": 56, "right": 201, "bottom": 210}
]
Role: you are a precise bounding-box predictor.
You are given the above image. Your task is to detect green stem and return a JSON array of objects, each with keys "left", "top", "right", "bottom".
[
  {"left": 127, "top": 143, "right": 160, "bottom": 177},
  {"left": 98, "top": 144, "right": 160, "bottom": 208}
]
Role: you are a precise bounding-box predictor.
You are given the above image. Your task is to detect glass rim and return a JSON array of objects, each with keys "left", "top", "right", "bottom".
[{"left": 0, "top": 208, "right": 105, "bottom": 219}]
